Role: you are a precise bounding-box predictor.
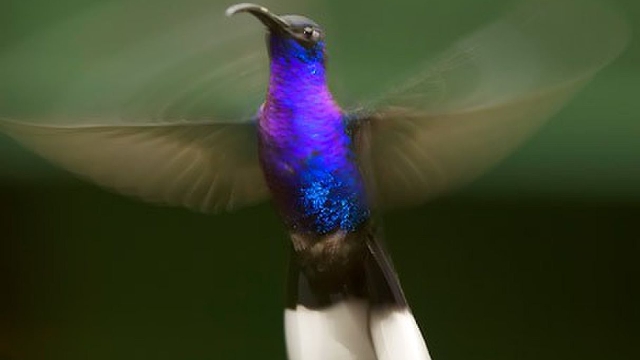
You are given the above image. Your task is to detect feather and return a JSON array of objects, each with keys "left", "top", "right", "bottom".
[
  {"left": 352, "top": 0, "right": 630, "bottom": 209},
  {"left": 0, "top": 118, "right": 267, "bottom": 212}
]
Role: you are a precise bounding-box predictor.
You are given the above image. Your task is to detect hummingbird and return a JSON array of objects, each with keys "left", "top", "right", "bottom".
[{"left": 0, "top": 0, "right": 628, "bottom": 359}]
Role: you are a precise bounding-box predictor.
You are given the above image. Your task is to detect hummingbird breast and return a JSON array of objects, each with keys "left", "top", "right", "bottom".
[
  {"left": 257, "top": 35, "right": 370, "bottom": 235},
  {"left": 257, "top": 106, "right": 370, "bottom": 235}
]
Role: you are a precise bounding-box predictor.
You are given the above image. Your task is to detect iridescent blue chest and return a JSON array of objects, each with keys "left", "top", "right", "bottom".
[
  {"left": 257, "top": 36, "right": 369, "bottom": 234},
  {"left": 258, "top": 111, "right": 370, "bottom": 234}
]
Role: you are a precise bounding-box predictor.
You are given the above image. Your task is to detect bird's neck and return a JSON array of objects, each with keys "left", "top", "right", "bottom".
[{"left": 262, "top": 37, "right": 342, "bottom": 134}]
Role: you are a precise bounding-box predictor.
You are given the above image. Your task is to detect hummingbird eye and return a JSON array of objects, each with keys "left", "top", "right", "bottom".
[{"left": 302, "top": 26, "right": 321, "bottom": 41}]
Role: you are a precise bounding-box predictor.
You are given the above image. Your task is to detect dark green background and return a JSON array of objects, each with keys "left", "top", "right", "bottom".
[{"left": 0, "top": 0, "right": 638, "bottom": 359}]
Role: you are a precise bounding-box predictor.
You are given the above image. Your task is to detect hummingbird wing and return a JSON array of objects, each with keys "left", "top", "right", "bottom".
[
  {"left": 0, "top": 119, "right": 265, "bottom": 213},
  {"left": 0, "top": 0, "right": 302, "bottom": 212},
  {"left": 348, "top": 0, "right": 630, "bottom": 209}
]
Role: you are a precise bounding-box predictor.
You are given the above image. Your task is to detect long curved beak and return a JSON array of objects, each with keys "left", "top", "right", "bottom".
[{"left": 226, "top": 3, "right": 290, "bottom": 34}]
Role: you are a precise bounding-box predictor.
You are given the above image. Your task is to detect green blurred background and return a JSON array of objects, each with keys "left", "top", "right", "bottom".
[{"left": 0, "top": 0, "right": 638, "bottom": 359}]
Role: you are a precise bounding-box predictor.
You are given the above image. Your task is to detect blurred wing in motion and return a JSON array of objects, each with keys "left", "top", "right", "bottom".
[
  {"left": 0, "top": 119, "right": 265, "bottom": 213},
  {"left": 351, "top": 0, "right": 630, "bottom": 209},
  {"left": 0, "top": 0, "right": 307, "bottom": 212}
]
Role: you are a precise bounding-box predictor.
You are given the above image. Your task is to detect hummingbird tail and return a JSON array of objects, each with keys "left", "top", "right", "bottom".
[{"left": 284, "top": 227, "right": 432, "bottom": 360}]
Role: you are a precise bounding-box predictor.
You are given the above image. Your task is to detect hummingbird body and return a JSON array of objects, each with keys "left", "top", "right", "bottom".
[
  {"left": 234, "top": 8, "right": 431, "bottom": 360},
  {"left": 259, "top": 35, "right": 370, "bottom": 234}
]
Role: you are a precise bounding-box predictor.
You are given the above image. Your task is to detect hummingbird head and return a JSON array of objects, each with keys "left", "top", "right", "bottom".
[{"left": 226, "top": 3, "right": 326, "bottom": 65}]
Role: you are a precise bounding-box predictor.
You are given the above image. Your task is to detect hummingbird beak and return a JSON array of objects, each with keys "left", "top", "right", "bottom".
[{"left": 226, "top": 3, "right": 291, "bottom": 35}]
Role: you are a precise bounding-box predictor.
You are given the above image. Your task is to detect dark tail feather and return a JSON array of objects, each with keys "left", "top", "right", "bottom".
[
  {"left": 363, "top": 233, "right": 408, "bottom": 308},
  {"left": 284, "top": 227, "right": 432, "bottom": 360}
]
